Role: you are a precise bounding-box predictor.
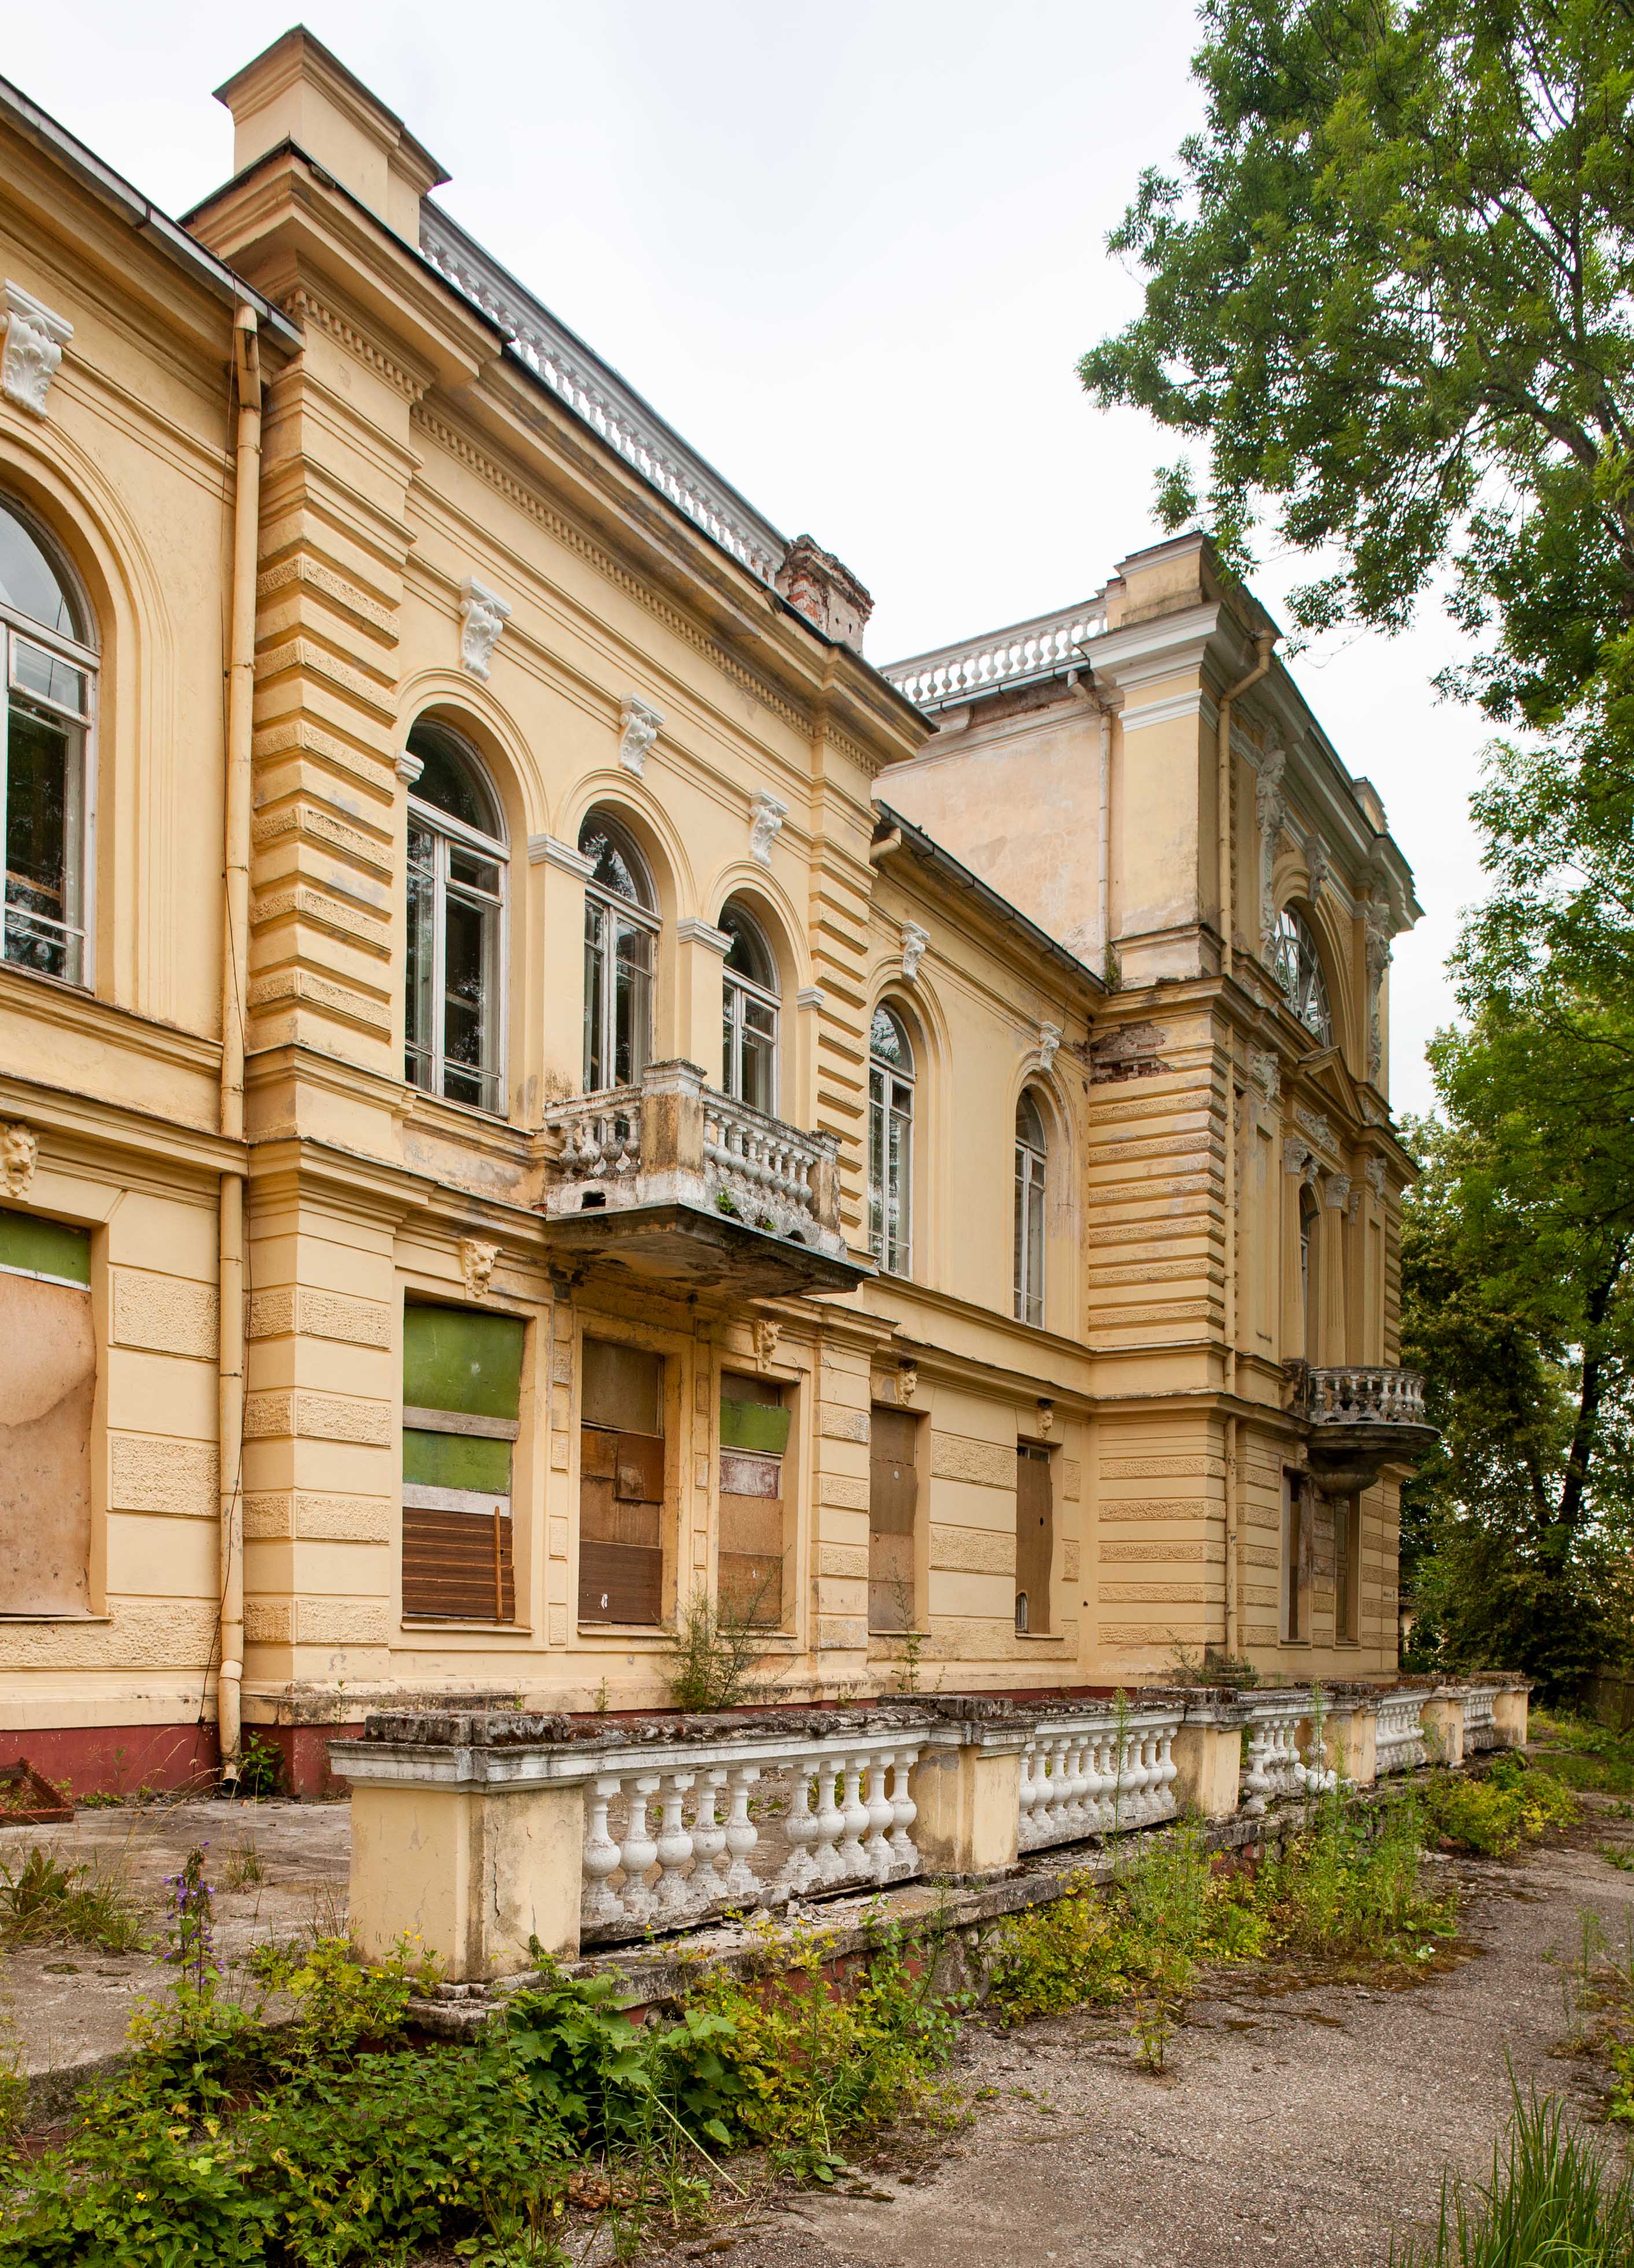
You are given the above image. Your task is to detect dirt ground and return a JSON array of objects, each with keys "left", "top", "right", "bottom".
[
  {"left": 0, "top": 1796, "right": 349, "bottom": 2087},
  {"left": 706, "top": 1803, "right": 1634, "bottom": 2268}
]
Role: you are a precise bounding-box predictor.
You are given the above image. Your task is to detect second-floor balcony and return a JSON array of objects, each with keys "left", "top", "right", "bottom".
[
  {"left": 538, "top": 1059, "right": 863, "bottom": 1299},
  {"left": 1285, "top": 1362, "right": 1437, "bottom": 1494}
]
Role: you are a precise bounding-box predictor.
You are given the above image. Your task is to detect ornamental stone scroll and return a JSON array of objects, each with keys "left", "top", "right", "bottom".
[
  {"left": 2, "top": 284, "right": 72, "bottom": 417},
  {"left": 618, "top": 698, "right": 662, "bottom": 778},
  {"left": 1255, "top": 739, "right": 1288, "bottom": 960},
  {"left": 748, "top": 790, "right": 787, "bottom": 867},
  {"left": 0, "top": 1120, "right": 39, "bottom": 1199},
  {"left": 459, "top": 577, "right": 511, "bottom": 680}
]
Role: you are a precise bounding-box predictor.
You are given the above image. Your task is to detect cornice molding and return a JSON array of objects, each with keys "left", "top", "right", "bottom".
[{"left": 280, "top": 285, "right": 427, "bottom": 402}]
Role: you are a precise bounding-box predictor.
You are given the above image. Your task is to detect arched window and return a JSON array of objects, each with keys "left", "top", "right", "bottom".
[
  {"left": 0, "top": 496, "right": 95, "bottom": 986},
  {"left": 580, "top": 808, "right": 656, "bottom": 1092},
  {"left": 1014, "top": 1091, "right": 1047, "bottom": 1326},
  {"left": 404, "top": 719, "right": 507, "bottom": 1112},
  {"left": 1272, "top": 907, "right": 1333, "bottom": 1048},
  {"left": 719, "top": 900, "right": 779, "bottom": 1114},
  {"left": 868, "top": 1004, "right": 914, "bottom": 1276}
]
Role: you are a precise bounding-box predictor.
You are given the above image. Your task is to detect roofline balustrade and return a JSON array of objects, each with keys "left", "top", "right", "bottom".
[{"left": 885, "top": 599, "right": 1108, "bottom": 713}]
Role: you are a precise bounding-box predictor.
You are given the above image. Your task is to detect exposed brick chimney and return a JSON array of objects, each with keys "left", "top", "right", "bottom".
[{"left": 775, "top": 535, "right": 873, "bottom": 655}]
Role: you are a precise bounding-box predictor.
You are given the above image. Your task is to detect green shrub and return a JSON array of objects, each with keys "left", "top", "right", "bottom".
[
  {"left": 1255, "top": 1795, "right": 1454, "bottom": 1960},
  {"left": 0, "top": 1847, "right": 147, "bottom": 1956},
  {"left": 499, "top": 1963, "right": 742, "bottom": 2152},
  {"left": 1424, "top": 1755, "right": 1577, "bottom": 1857},
  {"left": 692, "top": 1917, "right": 962, "bottom": 2180},
  {"left": 1611, "top": 2041, "right": 1633, "bottom": 2125}
]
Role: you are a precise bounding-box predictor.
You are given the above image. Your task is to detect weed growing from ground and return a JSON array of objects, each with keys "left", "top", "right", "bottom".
[
  {"left": 1529, "top": 1712, "right": 1634, "bottom": 1799},
  {"left": 1392, "top": 2083, "right": 1634, "bottom": 2265},
  {"left": 666, "top": 1584, "right": 772, "bottom": 1711},
  {"left": 1256, "top": 1791, "right": 1454, "bottom": 1962},
  {"left": 0, "top": 1846, "right": 147, "bottom": 1956}
]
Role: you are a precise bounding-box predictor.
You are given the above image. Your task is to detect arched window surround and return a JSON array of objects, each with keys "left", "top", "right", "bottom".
[
  {"left": 1271, "top": 902, "right": 1334, "bottom": 1051},
  {"left": 0, "top": 492, "right": 98, "bottom": 990},
  {"left": 404, "top": 715, "right": 508, "bottom": 1115}
]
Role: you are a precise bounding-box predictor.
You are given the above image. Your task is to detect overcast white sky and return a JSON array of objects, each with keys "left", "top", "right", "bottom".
[{"left": 9, "top": 1, "right": 1496, "bottom": 1114}]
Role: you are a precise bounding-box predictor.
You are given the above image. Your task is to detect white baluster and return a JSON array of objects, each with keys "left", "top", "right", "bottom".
[
  {"left": 838, "top": 1755, "right": 871, "bottom": 1878},
  {"left": 813, "top": 1759, "right": 847, "bottom": 1882},
  {"left": 619, "top": 1774, "right": 661, "bottom": 1919},
  {"left": 864, "top": 1751, "right": 896, "bottom": 1882},
  {"left": 582, "top": 1774, "right": 625, "bottom": 1925},
  {"left": 888, "top": 1752, "right": 918, "bottom": 1872},
  {"left": 782, "top": 1759, "right": 820, "bottom": 1892},
  {"left": 1018, "top": 1744, "right": 1041, "bottom": 1849},
  {"left": 1153, "top": 1729, "right": 1178, "bottom": 1821},
  {"left": 653, "top": 1770, "right": 697, "bottom": 1920},
  {"left": 689, "top": 1769, "right": 728, "bottom": 1908},
  {"left": 721, "top": 1763, "right": 762, "bottom": 1901}
]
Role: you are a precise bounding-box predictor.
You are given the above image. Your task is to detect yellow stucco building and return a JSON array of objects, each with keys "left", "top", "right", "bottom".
[{"left": 0, "top": 33, "right": 1428, "bottom": 1795}]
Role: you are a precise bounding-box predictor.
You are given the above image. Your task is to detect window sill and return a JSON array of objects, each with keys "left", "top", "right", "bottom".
[
  {"left": 869, "top": 1628, "right": 927, "bottom": 1640},
  {"left": 0, "top": 1612, "right": 110, "bottom": 1625},
  {"left": 401, "top": 1618, "right": 533, "bottom": 1635},
  {"left": 1013, "top": 1631, "right": 1064, "bottom": 1643},
  {"left": 577, "top": 1622, "right": 665, "bottom": 1639}
]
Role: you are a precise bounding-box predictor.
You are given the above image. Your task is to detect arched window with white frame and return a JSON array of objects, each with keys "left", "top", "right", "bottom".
[
  {"left": 719, "top": 899, "right": 779, "bottom": 1115},
  {"left": 404, "top": 718, "right": 507, "bottom": 1113},
  {"left": 0, "top": 495, "right": 95, "bottom": 987},
  {"left": 869, "top": 1003, "right": 914, "bottom": 1276},
  {"left": 1014, "top": 1089, "right": 1047, "bottom": 1326},
  {"left": 1272, "top": 905, "right": 1333, "bottom": 1048},
  {"left": 580, "top": 808, "right": 656, "bottom": 1093}
]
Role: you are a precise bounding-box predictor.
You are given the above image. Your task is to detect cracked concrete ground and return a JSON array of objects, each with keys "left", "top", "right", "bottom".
[{"left": 706, "top": 1809, "right": 1634, "bottom": 2268}]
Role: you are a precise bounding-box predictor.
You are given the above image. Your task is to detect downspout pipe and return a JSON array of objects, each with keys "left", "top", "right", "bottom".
[
  {"left": 1216, "top": 626, "right": 1273, "bottom": 1663},
  {"left": 218, "top": 303, "right": 261, "bottom": 1779}
]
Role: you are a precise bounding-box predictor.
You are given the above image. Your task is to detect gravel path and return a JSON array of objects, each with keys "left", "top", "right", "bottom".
[{"left": 714, "top": 1809, "right": 1634, "bottom": 2268}]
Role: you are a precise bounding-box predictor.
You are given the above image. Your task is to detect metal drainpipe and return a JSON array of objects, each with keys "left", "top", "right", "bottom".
[
  {"left": 1215, "top": 629, "right": 1274, "bottom": 1660},
  {"left": 217, "top": 304, "right": 261, "bottom": 1779}
]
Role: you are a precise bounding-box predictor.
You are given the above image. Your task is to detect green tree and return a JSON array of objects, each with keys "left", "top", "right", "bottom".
[{"left": 1400, "top": 1000, "right": 1634, "bottom": 1691}]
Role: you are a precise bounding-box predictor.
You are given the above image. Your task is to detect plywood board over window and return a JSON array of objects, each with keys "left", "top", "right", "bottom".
[
  {"left": 869, "top": 1407, "right": 919, "bottom": 1632},
  {"left": 0, "top": 1208, "right": 93, "bottom": 1617},
  {"left": 1015, "top": 1442, "right": 1053, "bottom": 1634},
  {"left": 579, "top": 1338, "right": 665, "bottom": 1626},
  {"left": 719, "top": 1371, "right": 790, "bottom": 1628},
  {"left": 1282, "top": 1470, "right": 1312, "bottom": 1644},
  {"left": 401, "top": 1303, "right": 523, "bottom": 1622}
]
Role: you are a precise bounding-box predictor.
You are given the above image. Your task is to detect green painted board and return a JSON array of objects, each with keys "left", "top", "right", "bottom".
[
  {"left": 720, "top": 1396, "right": 791, "bottom": 1456},
  {"left": 402, "top": 1428, "right": 512, "bottom": 1494},
  {"left": 403, "top": 1305, "right": 523, "bottom": 1420},
  {"left": 0, "top": 1207, "right": 89, "bottom": 1286}
]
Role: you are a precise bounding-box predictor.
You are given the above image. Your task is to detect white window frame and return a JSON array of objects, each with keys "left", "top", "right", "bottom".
[
  {"left": 721, "top": 905, "right": 780, "bottom": 1116},
  {"left": 869, "top": 1006, "right": 915, "bottom": 1277},
  {"left": 1014, "top": 1093, "right": 1047, "bottom": 1326},
  {"left": 405, "top": 760, "right": 508, "bottom": 1115},
  {"left": 581, "top": 814, "right": 658, "bottom": 1096},
  {"left": 0, "top": 510, "right": 97, "bottom": 992},
  {"left": 1272, "top": 905, "right": 1333, "bottom": 1048}
]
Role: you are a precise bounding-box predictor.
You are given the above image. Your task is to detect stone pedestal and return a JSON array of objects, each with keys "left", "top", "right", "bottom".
[
  {"left": 1421, "top": 1692, "right": 1466, "bottom": 1770},
  {"left": 912, "top": 1729, "right": 1024, "bottom": 1873},
  {"left": 1169, "top": 1715, "right": 1242, "bottom": 1818},
  {"left": 346, "top": 1773, "right": 585, "bottom": 1979},
  {"left": 1332, "top": 1703, "right": 1378, "bottom": 1787},
  {"left": 1492, "top": 1685, "right": 1530, "bottom": 1748}
]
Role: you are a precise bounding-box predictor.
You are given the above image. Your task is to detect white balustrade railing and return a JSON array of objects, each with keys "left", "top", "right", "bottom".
[
  {"left": 543, "top": 1090, "right": 642, "bottom": 1199},
  {"left": 419, "top": 207, "right": 785, "bottom": 587},
  {"left": 1460, "top": 1684, "right": 1499, "bottom": 1754},
  {"left": 702, "top": 1091, "right": 834, "bottom": 1243},
  {"left": 582, "top": 1733, "right": 923, "bottom": 1941},
  {"left": 886, "top": 600, "right": 1108, "bottom": 713},
  {"left": 1017, "top": 1705, "right": 1182, "bottom": 1851},
  {"left": 1238, "top": 1692, "right": 1337, "bottom": 1816},
  {"left": 1375, "top": 1690, "right": 1432, "bottom": 1775},
  {"left": 1305, "top": 1366, "right": 1428, "bottom": 1427}
]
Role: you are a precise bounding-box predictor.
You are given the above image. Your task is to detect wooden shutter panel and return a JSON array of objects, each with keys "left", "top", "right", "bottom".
[
  {"left": 1015, "top": 1444, "right": 1053, "bottom": 1634},
  {"left": 869, "top": 1407, "right": 918, "bottom": 1632},
  {"left": 579, "top": 1341, "right": 665, "bottom": 1625}
]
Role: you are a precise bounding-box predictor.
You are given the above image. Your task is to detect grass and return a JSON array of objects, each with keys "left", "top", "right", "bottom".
[
  {"left": 0, "top": 1846, "right": 147, "bottom": 1955},
  {"left": 1394, "top": 2085, "right": 1634, "bottom": 2265},
  {"left": 1422, "top": 1754, "right": 1580, "bottom": 1858},
  {"left": 1530, "top": 1710, "right": 1634, "bottom": 1798}
]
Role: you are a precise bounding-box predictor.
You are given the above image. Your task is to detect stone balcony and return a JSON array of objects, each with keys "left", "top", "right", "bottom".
[
  {"left": 1285, "top": 1361, "right": 1438, "bottom": 1494},
  {"left": 537, "top": 1058, "right": 863, "bottom": 1299}
]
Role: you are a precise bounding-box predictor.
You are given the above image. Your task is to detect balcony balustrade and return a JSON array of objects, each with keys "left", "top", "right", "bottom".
[
  {"left": 1017, "top": 1702, "right": 1182, "bottom": 1850},
  {"left": 1285, "top": 1362, "right": 1437, "bottom": 1493},
  {"left": 538, "top": 1059, "right": 858, "bottom": 1298},
  {"left": 1374, "top": 1689, "right": 1433, "bottom": 1775}
]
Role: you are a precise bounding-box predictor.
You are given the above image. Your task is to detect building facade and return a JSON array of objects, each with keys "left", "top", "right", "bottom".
[{"left": 0, "top": 34, "right": 1427, "bottom": 1795}]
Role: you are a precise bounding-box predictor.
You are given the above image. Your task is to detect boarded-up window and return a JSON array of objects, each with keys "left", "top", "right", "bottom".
[
  {"left": 579, "top": 1339, "right": 665, "bottom": 1626},
  {"left": 0, "top": 1208, "right": 93, "bottom": 1617},
  {"left": 1334, "top": 1496, "right": 1360, "bottom": 1644},
  {"left": 402, "top": 1304, "right": 522, "bottom": 1621},
  {"left": 719, "top": 1372, "right": 790, "bottom": 1627},
  {"left": 1282, "top": 1471, "right": 1312, "bottom": 1643},
  {"left": 869, "top": 1407, "right": 918, "bottom": 1632},
  {"left": 1016, "top": 1444, "right": 1053, "bottom": 1634}
]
